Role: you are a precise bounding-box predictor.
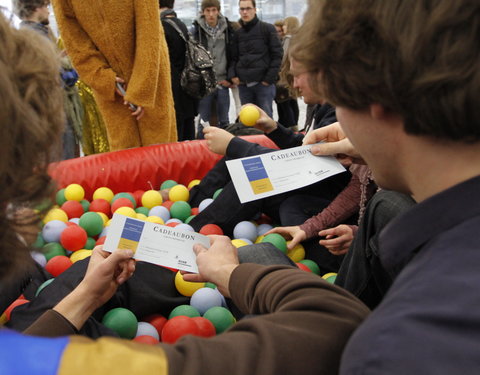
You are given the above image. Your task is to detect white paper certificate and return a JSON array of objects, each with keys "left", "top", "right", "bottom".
[
  {"left": 225, "top": 144, "right": 346, "bottom": 203},
  {"left": 103, "top": 214, "right": 210, "bottom": 273}
]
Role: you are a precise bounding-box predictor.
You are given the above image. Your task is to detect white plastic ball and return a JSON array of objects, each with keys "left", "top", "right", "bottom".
[
  {"left": 190, "top": 287, "right": 224, "bottom": 315},
  {"left": 198, "top": 198, "right": 214, "bottom": 212},
  {"left": 148, "top": 206, "right": 170, "bottom": 222},
  {"left": 233, "top": 221, "right": 257, "bottom": 243},
  {"left": 135, "top": 321, "right": 160, "bottom": 340},
  {"left": 42, "top": 220, "right": 67, "bottom": 243}
]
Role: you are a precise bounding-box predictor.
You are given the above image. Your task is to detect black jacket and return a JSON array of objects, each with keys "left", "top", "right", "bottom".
[{"left": 228, "top": 16, "right": 283, "bottom": 84}]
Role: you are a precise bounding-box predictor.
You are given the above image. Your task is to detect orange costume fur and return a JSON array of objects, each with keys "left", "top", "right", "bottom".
[{"left": 51, "top": 0, "right": 177, "bottom": 151}]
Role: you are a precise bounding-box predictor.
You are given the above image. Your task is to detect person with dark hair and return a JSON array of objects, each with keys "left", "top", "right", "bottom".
[
  {"left": 51, "top": 0, "right": 177, "bottom": 150},
  {"left": 159, "top": 0, "right": 197, "bottom": 141},
  {"left": 192, "top": 0, "right": 235, "bottom": 135},
  {"left": 228, "top": 0, "right": 283, "bottom": 118}
]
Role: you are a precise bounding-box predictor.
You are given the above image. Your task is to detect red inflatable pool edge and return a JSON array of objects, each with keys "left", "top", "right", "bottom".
[{"left": 48, "top": 135, "right": 278, "bottom": 199}]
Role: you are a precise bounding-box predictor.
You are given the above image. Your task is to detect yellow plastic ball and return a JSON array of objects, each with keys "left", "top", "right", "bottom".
[
  {"left": 114, "top": 206, "right": 137, "bottom": 218},
  {"left": 105, "top": 219, "right": 112, "bottom": 227},
  {"left": 93, "top": 187, "right": 114, "bottom": 202},
  {"left": 231, "top": 239, "right": 249, "bottom": 248},
  {"left": 174, "top": 271, "right": 205, "bottom": 297},
  {"left": 70, "top": 249, "right": 93, "bottom": 263},
  {"left": 322, "top": 272, "right": 338, "bottom": 280},
  {"left": 187, "top": 179, "right": 201, "bottom": 189},
  {"left": 136, "top": 213, "right": 147, "bottom": 220},
  {"left": 141, "top": 190, "right": 163, "bottom": 209},
  {"left": 239, "top": 105, "right": 260, "bottom": 126},
  {"left": 43, "top": 208, "right": 68, "bottom": 223},
  {"left": 145, "top": 216, "right": 165, "bottom": 225},
  {"left": 97, "top": 212, "right": 109, "bottom": 225},
  {"left": 254, "top": 235, "right": 264, "bottom": 244},
  {"left": 287, "top": 242, "right": 306, "bottom": 262},
  {"left": 64, "top": 183, "right": 85, "bottom": 202},
  {"left": 169, "top": 184, "right": 190, "bottom": 202}
]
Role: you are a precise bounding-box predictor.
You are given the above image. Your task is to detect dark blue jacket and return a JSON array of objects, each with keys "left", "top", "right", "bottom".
[{"left": 228, "top": 16, "right": 283, "bottom": 84}]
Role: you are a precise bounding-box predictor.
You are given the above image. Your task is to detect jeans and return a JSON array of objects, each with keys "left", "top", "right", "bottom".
[
  {"left": 238, "top": 83, "right": 276, "bottom": 118},
  {"left": 198, "top": 86, "right": 230, "bottom": 127}
]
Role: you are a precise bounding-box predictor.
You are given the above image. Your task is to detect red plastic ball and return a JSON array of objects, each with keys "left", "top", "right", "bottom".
[
  {"left": 296, "top": 262, "right": 312, "bottom": 272},
  {"left": 4, "top": 298, "right": 29, "bottom": 321},
  {"left": 133, "top": 190, "right": 145, "bottom": 207},
  {"left": 45, "top": 255, "right": 72, "bottom": 277},
  {"left": 111, "top": 197, "right": 134, "bottom": 214},
  {"left": 89, "top": 199, "right": 111, "bottom": 217},
  {"left": 199, "top": 224, "right": 223, "bottom": 236},
  {"left": 166, "top": 222, "right": 180, "bottom": 228},
  {"left": 162, "top": 200, "right": 174, "bottom": 210},
  {"left": 65, "top": 221, "right": 78, "bottom": 227},
  {"left": 192, "top": 317, "right": 216, "bottom": 338},
  {"left": 96, "top": 236, "right": 107, "bottom": 246},
  {"left": 144, "top": 314, "right": 168, "bottom": 337},
  {"left": 256, "top": 214, "right": 273, "bottom": 225},
  {"left": 61, "top": 200, "right": 84, "bottom": 219},
  {"left": 60, "top": 225, "right": 88, "bottom": 251},
  {"left": 161, "top": 316, "right": 200, "bottom": 343},
  {"left": 133, "top": 335, "right": 160, "bottom": 345},
  {"left": 191, "top": 207, "right": 200, "bottom": 216}
]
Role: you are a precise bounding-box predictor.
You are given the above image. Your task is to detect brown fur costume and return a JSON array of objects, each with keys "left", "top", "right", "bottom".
[{"left": 52, "top": 0, "right": 177, "bottom": 151}]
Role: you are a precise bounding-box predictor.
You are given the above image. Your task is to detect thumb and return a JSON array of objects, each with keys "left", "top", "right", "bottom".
[{"left": 193, "top": 243, "right": 208, "bottom": 255}]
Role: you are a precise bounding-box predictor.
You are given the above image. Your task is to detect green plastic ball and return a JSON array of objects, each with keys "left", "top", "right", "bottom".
[
  {"left": 79, "top": 212, "right": 104, "bottom": 237},
  {"left": 168, "top": 304, "right": 201, "bottom": 319},
  {"left": 42, "top": 242, "right": 66, "bottom": 261},
  {"left": 161, "top": 180, "right": 178, "bottom": 190},
  {"left": 33, "top": 233, "right": 45, "bottom": 249},
  {"left": 111, "top": 193, "right": 136, "bottom": 208},
  {"left": 213, "top": 188, "right": 223, "bottom": 200},
  {"left": 56, "top": 189, "right": 67, "bottom": 206},
  {"left": 203, "top": 306, "right": 235, "bottom": 334},
  {"left": 102, "top": 307, "right": 138, "bottom": 339},
  {"left": 261, "top": 233, "right": 288, "bottom": 254},
  {"left": 35, "top": 278, "right": 55, "bottom": 297},
  {"left": 299, "top": 259, "right": 321, "bottom": 275},
  {"left": 184, "top": 215, "right": 196, "bottom": 224},
  {"left": 135, "top": 206, "right": 150, "bottom": 216},
  {"left": 205, "top": 282, "right": 217, "bottom": 289},
  {"left": 84, "top": 237, "right": 96, "bottom": 250},
  {"left": 170, "top": 201, "right": 191, "bottom": 222},
  {"left": 80, "top": 199, "right": 90, "bottom": 212}
]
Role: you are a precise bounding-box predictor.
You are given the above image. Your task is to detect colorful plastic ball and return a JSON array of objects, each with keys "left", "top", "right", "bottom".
[
  {"left": 42, "top": 220, "right": 68, "bottom": 243},
  {"left": 133, "top": 335, "right": 159, "bottom": 345},
  {"left": 257, "top": 223, "right": 273, "bottom": 236},
  {"left": 239, "top": 105, "right": 260, "bottom": 126},
  {"left": 97, "top": 212, "right": 109, "bottom": 225},
  {"left": 45, "top": 255, "right": 72, "bottom": 277},
  {"left": 166, "top": 222, "right": 179, "bottom": 228},
  {"left": 188, "top": 179, "right": 201, "bottom": 189},
  {"left": 102, "top": 307, "right": 138, "bottom": 339},
  {"left": 192, "top": 317, "right": 216, "bottom": 337},
  {"left": 4, "top": 298, "right": 29, "bottom": 321},
  {"left": 93, "top": 187, "right": 114, "bottom": 202},
  {"left": 132, "top": 190, "right": 145, "bottom": 206},
  {"left": 31, "top": 251, "right": 47, "bottom": 267},
  {"left": 198, "top": 198, "right": 213, "bottom": 212},
  {"left": 204, "top": 282, "right": 217, "bottom": 289},
  {"left": 145, "top": 215, "right": 165, "bottom": 225},
  {"left": 136, "top": 213, "right": 147, "bottom": 220},
  {"left": 111, "top": 197, "right": 134, "bottom": 214},
  {"left": 95, "top": 236, "right": 106, "bottom": 246},
  {"left": 169, "top": 184, "right": 190, "bottom": 202},
  {"left": 70, "top": 249, "right": 92, "bottom": 263},
  {"left": 231, "top": 239, "right": 249, "bottom": 248},
  {"left": 296, "top": 262, "right": 312, "bottom": 272},
  {"left": 89, "top": 199, "right": 111, "bottom": 216},
  {"left": 238, "top": 238, "right": 253, "bottom": 244},
  {"left": 80, "top": 199, "right": 90, "bottom": 212},
  {"left": 61, "top": 200, "right": 84, "bottom": 219},
  {"left": 322, "top": 272, "right": 337, "bottom": 284},
  {"left": 144, "top": 314, "right": 168, "bottom": 337},
  {"left": 83, "top": 237, "right": 96, "bottom": 250},
  {"left": 170, "top": 201, "right": 192, "bottom": 222},
  {"left": 190, "top": 287, "right": 224, "bottom": 315},
  {"left": 199, "top": 224, "right": 223, "bottom": 236},
  {"left": 79, "top": 212, "right": 104, "bottom": 237},
  {"left": 161, "top": 180, "right": 178, "bottom": 190},
  {"left": 261, "top": 233, "right": 288, "bottom": 253},
  {"left": 35, "top": 278, "right": 55, "bottom": 297},
  {"left": 42, "top": 242, "right": 67, "bottom": 261},
  {"left": 69, "top": 218, "right": 80, "bottom": 225},
  {"left": 175, "top": 271, "right": 205, "bottom": 297},
  {"left": 184, "top": 215, "right": 196, "bottom": 224},
  {"left": 64, "top": 183, "right": 85, "bottom": 202},
  {"left": 233, "top": 221, "right": 258, "bottom": 243},
  {"left": 135, "top": 321, "right": 160, "bottom": 340},
  {"left": 60, "top": 225, "right": 87, "bottom": 251},
  {"left": 161, "top": 316, "right": 200, "bottom": 344},
  {"left": 299, "top": 259, "right": 321, "bottom": 275},
  {"left": 212, "top": 188, "right": 223, "bottom": 200},
  {"left": 169, "top": 305, "right": 201, "bottom": 319},
  {"left": 191, "top": 207, "right": 200, "bottom": 216},
  {"left": 56, "top": 189, "right": 67, "bottom": 206},
  {"left": 175, "top": 223, "right": 194, "bottom": 232},
  {"left": 141, "top": 190, "right": 163, "bottom": 209},
  {"left": 203, "top": 306, "right": 235, "bottom": 334},
  {"left": 162, "top": 200, "right": 174, "bottom": 210},
  {"left": 135, "top": 206, "right": 150, "bottom": 216},
  {"left": 287, "top": 242, "right": 305, "bottom": 262},
  {"left": 255, "top": 235, "right": 264, "bottom": 244},
  {"left": 112, "top": 192, "right": 137, "bottom": 208},
  {"left": 43, "top": 208, "right": 68, "bottom": 224},
  {"left": 33, "top": 233, "right": 45, "bottom": 249},
  {"left": 148, "top": 206, "right": 170, "bottom": 222}
]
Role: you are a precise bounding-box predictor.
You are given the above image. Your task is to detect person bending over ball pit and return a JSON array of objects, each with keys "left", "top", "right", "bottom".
[{"left": 0, "top": 15, "right": 369, "bottom": 375}]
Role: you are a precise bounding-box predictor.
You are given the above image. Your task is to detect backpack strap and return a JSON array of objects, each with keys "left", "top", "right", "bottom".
[{"left": 164, "top": 18, "right": 188, "bottom": 43}]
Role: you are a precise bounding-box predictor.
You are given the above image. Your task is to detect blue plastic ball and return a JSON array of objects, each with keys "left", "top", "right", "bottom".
[
  {"left": 198, "top": 198, "right": 214, "bottom": 212},
  {"left": 233, "top": 221, "right": 257, "bottom": 243},
  {"left": 257, "top": 223, "right": 273, "bottom": 236},
  {"left": 149, "top": 206, "right": 170, "bottom": 222},
  {"left": 175, "top": 223, "right": 195, "bottom": 232},
  {"left": 135, "top": 321, "right": 160, "bottom": 340},
  {"left": 190, "top": 287, "right": 224, "bottom": 315},
  {"left": 42, "top": 220, "right": 67, "bottom": 243}
]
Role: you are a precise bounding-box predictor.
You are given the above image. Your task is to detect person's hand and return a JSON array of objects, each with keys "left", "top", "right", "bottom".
[
  {"left": 245, "top": 104, "right": 277, "bottom": 134},
  {"left": 231, "top": 77, "right": 240, "bottom": 86},
  {"left": 261, "top": 81, "right": 269, "bottom": 86},
  {"left": 127, "top": 104, "right": 144, "bottom": 121},
  {"left": 182, "top": 235, "right": 239, "bottom": 297},
  {"left": 218, "top": 80, "right": 232, "bottom": 88},
  {"left": 115, "top": 76, "right": 126, "bottom": 96},
  {"left": 319, "top": 225, "right": 354, "bottom": 255},
  {"left": 303, "top": 122, "right": 365, "bottom": 165},
  {"left": 203, "top": 126, "right": 235, "bottom": 155},
  {"left": 265, "top": 226, "right": 307, "bottom": 250}
]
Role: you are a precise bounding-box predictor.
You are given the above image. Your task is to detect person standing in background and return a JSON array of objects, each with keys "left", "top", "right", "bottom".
[{"left": 51, "top": 0, "right": 177, "bottom": 151}]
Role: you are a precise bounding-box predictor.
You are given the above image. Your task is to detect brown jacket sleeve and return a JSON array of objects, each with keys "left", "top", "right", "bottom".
[
  {"left": 163, "top": 263, "right": 369, "bottom": 375},
  {"left": 23, "top": 309, "right": 78, "bottom": 337}
]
